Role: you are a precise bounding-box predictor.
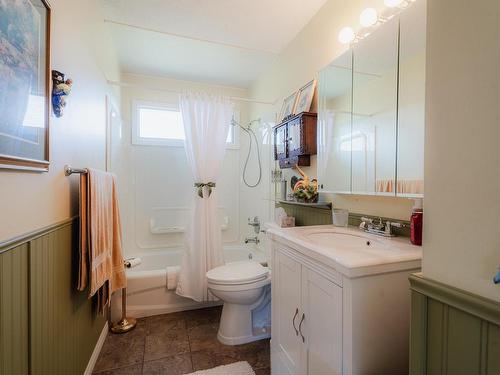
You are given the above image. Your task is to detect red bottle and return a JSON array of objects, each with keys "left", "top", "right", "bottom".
[{"left": 410, "top": 199, "right": 423, "bottom": 246}]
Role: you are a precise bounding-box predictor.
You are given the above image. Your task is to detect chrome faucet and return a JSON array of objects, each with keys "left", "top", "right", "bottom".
[
  {"left": 245, "top": 236, "right": 260, "bottom": 244},
  {"left": 248, "top": 216, "right": 261, "bottom": 234},
  {"left": 359, "top": 216, "right": 405, "bottom": 237},
  {"left": 245, "top": 217, "right": 261, "bottom": 244}
]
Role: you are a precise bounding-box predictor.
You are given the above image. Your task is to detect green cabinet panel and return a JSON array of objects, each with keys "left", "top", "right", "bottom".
[
  {"left": 0, "top": 244, "right": 29, "bottom": 375},
  {"left": 410, "top": 274, "right": 500, "bottom": 375},
  {"left": 0, "top": 218, "right": 106, "bottom": 375}
]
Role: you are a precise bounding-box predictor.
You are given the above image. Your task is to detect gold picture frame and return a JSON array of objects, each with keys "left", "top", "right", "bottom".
[
  {"left": 0, "top": 0, "right": 52, "bottom": 172},
  {"left": 294, "top": 79, "right": 317, "bottom": 115},
  {"left": 279, "top": 92, "right": 298, "bottom": 123}
]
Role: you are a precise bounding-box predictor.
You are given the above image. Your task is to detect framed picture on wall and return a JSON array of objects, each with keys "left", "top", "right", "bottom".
[
  {"left": 0, "top": 0, "right": 51, "bottom": 172},
  {"left": 279, "top": 92, "right": 298, "bottom": 123},
  {"left": 294, "top": 80, "right": 317, "bottom": 114}
]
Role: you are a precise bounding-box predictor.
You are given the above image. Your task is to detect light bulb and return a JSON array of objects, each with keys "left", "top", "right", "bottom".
[
  {"left": 360, "top": 8, "right": 378, "bottom": 27},
  {"left": 384, "top": 0, "right": 404, "bottom": 7},
  {"left": 338, "top": 27, "right": 355, "bottom": 44}
]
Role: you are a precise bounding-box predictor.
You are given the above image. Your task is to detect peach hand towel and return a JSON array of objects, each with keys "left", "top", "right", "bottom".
[{"left": 78, "top": 169, "right": 126, "bottom": 313}]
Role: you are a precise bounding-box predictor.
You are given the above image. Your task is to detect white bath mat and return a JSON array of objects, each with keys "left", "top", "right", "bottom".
[{"left": 185, "top": 361, "right": 255, "bottom": 375}]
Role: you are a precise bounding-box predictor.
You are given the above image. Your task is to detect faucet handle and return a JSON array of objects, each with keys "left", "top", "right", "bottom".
[
  {"left": 384, "top": 221, "right": 406, "bottom": 235},
  {"left": 359, "top": 217, "right": 372, "bottom": 229}
]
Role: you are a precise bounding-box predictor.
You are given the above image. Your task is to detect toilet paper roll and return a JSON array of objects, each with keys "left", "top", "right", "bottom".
[{"left": 124, "top": 257, "right": 142, "bottom": 268}]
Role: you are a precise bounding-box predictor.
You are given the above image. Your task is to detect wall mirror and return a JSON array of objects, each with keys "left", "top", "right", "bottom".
[
  {"left": 318, "top": 0, "right": 426, "bottom": 198},
  {"left": 318, "top": 51, "right": 353, "bottom": 193}
]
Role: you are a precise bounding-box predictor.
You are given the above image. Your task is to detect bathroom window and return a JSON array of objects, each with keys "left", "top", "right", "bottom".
[{"left": 132, "top": 100, "right": 239, "bottom": 148}]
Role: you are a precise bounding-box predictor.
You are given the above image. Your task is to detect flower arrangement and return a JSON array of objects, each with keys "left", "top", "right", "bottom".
[{"left": 292, "top": 165, "right": 319, "bottom": 203}]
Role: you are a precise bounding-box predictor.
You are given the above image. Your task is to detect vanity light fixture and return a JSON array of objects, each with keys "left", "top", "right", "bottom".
[
  {"left": 338, "top": 27, "right": 356, "bottom": 44},
  {"left": 339, "top": 0, "right": 417, "bottom": 46},
  {"left": 360, "top": 8, "right": 378, "bottom": 27}
]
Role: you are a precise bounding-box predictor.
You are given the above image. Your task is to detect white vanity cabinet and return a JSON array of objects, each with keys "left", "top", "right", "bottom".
[
  {"left": 272, "top": 248, "right": 342, "bottom": 375},
  {"left": 268, "top": 225, "right": 422, "bottom": 375}
]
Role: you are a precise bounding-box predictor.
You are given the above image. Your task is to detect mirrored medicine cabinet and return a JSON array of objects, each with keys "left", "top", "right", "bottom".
[{"left": 318, "top": 0, "right": 426, "bottom": 198}]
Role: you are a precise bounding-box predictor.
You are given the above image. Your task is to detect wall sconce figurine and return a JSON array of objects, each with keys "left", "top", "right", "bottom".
[{"left": 52, "top": 70, "right": 73, "bottom": 118}]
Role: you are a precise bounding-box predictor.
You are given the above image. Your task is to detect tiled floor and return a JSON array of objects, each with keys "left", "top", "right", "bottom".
[{"left": 93, "top": 306, "right": 270, "bottom": 375}]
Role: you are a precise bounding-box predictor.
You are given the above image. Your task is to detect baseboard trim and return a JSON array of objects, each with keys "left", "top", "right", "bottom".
[{"left": 84, "top": 322, "right": 108, "bottom": 375}]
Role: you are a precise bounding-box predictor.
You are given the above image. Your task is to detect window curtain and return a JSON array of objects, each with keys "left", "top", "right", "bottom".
[{"left": 176, "top": 93, "right": 233, "bottom": 302}]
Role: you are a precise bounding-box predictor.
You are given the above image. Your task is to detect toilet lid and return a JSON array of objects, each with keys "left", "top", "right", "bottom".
[{"left": 207, "top": 261, "right": 269, "bottom": 285}]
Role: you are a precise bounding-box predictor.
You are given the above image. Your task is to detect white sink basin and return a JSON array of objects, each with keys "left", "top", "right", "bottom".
[
  {"left": 306, "top": 231, "right": 387, "bottom": 251},
  {"left": 266, "top": 224, "right": 422, "bottom": 276}
]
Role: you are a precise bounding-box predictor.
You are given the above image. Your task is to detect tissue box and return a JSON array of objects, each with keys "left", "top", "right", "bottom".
[{"left": 279, "top": 216, "right": 296, "bottom": 228}]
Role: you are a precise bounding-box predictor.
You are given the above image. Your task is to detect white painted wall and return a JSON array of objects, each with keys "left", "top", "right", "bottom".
[
  {"left": 112, "top": 73, "right": 252, "bottom": 256},
  {"left": 248, "top": 0, "right": 415, "bottom": 220},
  {"left": 0, "top": 0, "right": 121, "bottom": 241},
  {"left": 423, "top": 0, "right": 500, "bottom": 301}
]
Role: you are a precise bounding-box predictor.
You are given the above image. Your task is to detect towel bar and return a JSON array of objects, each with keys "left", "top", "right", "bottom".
[{"left": 64, "top": 164, "right": 88, "bottom": 176}]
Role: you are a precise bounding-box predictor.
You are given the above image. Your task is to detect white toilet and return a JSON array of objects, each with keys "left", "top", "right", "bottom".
[{"left": 207, "top": 261, "right": 271, "bottom": 345}]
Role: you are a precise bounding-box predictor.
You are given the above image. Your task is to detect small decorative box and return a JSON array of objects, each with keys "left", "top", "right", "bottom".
[{"left": 280, "top": 216, "right": 296, "bottom": 228}]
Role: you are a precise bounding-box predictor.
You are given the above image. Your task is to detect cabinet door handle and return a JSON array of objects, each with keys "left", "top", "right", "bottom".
[
  {"left": 299, "top": 313, "right": 305, "bottom": 343},
  {"left": 292, "top": 308, "right": 299, "bottom": 336}
]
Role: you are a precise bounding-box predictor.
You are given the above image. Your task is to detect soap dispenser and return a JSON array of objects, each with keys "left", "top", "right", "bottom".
[{"left": 410, "top": 199, "right": 423, "bottom": 246}]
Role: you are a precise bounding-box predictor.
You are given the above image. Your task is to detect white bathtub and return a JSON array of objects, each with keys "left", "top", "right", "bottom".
[{"left": 111, "top": 245, "right": 267, "bottom": 319}]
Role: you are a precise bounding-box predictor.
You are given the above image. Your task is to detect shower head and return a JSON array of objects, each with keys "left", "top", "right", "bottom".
[{"left": 231, "top": 118, "right": 263, "bottom": 188}]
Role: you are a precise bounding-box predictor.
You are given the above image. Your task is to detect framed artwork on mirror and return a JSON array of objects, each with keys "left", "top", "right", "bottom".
[
  {"left": 294, "top": 80, "right": 317, "bottom": 114},
  {"left": 0, "top": 0, "right": 51, "bottom": 172},
  {"left": 279, "top": 92, "right": 298, "bottom": 123}
]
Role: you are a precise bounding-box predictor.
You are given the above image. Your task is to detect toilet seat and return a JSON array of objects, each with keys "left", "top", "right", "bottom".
[{"left": 207, "top": 261, "right": 269, "bottom": 285}]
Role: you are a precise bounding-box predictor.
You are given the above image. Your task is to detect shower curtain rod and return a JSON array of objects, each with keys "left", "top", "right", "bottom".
[{"left": 106, "top": 80, "right": 278, "bottom": 106}]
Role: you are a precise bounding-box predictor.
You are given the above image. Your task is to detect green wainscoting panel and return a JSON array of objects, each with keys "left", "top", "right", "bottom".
[
  {"left": 0, "top": 218, "right": 106, "bottom": 375},
  {"left": 410, "top": 291, "right": 427, "bottom": 374},
  {"left": 410, "top": 273, "right": 500, "bottom": 375},
  {"left": 277, "top": 202, "right": 333, "bottom": 226},
  {"left": 0, "top": 244, "right": 29, "bottom": 375},
  {"left": 487, "top": 324, "right": 500, "bottom": 372}
]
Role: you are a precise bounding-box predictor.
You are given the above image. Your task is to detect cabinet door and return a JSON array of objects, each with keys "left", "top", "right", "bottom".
[
  {"left": 397, "top": 0, "right": 426, "bottom": 197},
  {"left": 272, "top": 250, "right": 302, "bottom": 375},
  {"left": 300, "top": 267, "right": 343, "bottom": 375},
  {"left": 287, "top": 118, "right": 302, "bottom": 157},
  {"left": 274, "top": 124, "right": 287, "bottom": 160}
]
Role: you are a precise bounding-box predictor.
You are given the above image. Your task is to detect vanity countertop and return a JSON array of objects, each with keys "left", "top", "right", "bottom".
[{"left": 266, "top": 224, "right": 422, "bottom": 278}]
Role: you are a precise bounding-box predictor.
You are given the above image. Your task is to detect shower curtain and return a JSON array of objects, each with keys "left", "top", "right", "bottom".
[{"left": 176, "top": 93, "right": 233, "bottom": 302}]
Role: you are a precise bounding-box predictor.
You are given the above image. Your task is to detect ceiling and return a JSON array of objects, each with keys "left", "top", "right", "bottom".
[{"left": 100, "top": 0, "right": 328, "bottom": 88}]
